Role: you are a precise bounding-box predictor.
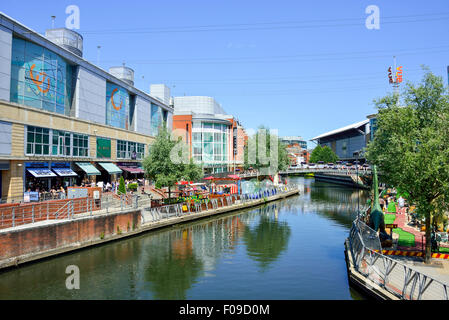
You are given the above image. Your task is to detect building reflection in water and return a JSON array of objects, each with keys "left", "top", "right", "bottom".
[{"left": 141, "top": 202, "right": 292, "bottom": 299}]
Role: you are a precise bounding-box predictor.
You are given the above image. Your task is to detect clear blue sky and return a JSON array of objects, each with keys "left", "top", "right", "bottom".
[{"left": 3, "top": 0, "right": 448, "bottom": 147}]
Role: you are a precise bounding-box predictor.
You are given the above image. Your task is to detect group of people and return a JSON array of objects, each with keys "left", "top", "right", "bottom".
[
  {"left": 377, "top": 189, "right": 407, "bottom": 214},
  {"left": 26, "top": 184, "right": 67, "bottom": 200}
]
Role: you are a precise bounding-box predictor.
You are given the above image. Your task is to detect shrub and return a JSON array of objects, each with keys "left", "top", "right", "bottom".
[
  {"left": 127, "top": 183, "right": 138, "bottom": 191},
  {"left": 118, "top": 176, "right": 126, "bottom": 195}
]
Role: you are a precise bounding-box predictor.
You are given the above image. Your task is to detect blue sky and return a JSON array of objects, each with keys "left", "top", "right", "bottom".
[{"left": 3, "top": 0, "right": 448, "bottom": 147}]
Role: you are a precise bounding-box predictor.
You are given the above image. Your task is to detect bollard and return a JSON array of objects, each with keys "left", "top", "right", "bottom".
[
  {"left": 12, "top": 207, "right": 15, "bottom": 227},
  {"left": 32, "top": 205, "right": 35, "bottom": 223}
]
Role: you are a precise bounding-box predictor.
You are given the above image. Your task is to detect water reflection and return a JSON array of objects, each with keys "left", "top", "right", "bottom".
[
  {"left": 143, "top": 230, "right": 204, "bottom": 300},
  {"left": 243, "top": 205, "right": 291, "bottom": 272},
  {"left": 0, "top": 176, "right": 367, "bottom": 300}
]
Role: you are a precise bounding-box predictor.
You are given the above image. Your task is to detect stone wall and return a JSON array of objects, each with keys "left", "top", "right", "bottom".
[{"left": 0, "top": 209, "right": 141, "bottom": 263}]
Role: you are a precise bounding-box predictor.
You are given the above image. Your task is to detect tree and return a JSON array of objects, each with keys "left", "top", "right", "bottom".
[
  {"left": 243, "top": 126, "right": 289, "bottom": 174},
  {"left": 118, "top": 176, "right": 126, "bottom": 195},
  {"left": 182, "top": 158, "right": 203, "bottom": 182},
  {"left": 365, "top": 69, "right": 449, "bottom": 263},
  {"left": 309, "top": 145, "right": 338, "bottom": 164},
  {"left": 142, "top": 124, "right": 203, "bottom": 201}
]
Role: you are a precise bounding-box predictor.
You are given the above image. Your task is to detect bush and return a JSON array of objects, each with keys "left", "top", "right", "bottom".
[
  {"left": 127, "top": 183, "right": 138, "bottom": 191},
  {"left": 118, "top": 176, "right": 126, "bottom": 195}
]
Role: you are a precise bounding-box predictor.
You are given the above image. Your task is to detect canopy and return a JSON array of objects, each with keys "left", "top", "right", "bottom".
[
  {"left": 204, "top": 176, "right": 215, "bottom": 180},
  {"left": 52, "top": 168, "right": 78, "bottom": 177},
  {"left": 27, "top": 168, "right": 57, "bottom": 178},
  {"left": 117, "top": 165, "right": 145, "bottom": 174},
  {"left": 75, "top": 162, "right": 101, "bottom": 176},
  {"left": 176, "top": 180, "right": 193, "bottom": 185},
  {"left": 98, "top": 162, "right": 122, "bottom": 174},
  {"left": 227, "top": 174, "right": 241, "bottom": 180}
]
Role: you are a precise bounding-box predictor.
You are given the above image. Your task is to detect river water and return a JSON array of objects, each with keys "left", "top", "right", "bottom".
[{"left": 0, "top": 177, "right": 368, "bottom": 300}]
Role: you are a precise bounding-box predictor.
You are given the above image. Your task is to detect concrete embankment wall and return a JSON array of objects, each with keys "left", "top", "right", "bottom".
[
  {"left": 0, "top": 210, "right": 141, "bottom": 269},
  {"left": 314, "top": 174, "right": 369, "bottom": 189},
  {"left": 0, "top": 189, "right": 299, "bottom": 270}
]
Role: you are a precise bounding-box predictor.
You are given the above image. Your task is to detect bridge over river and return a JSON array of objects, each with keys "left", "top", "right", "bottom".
[{"left": 238, "top": 168, "right": 373, "bottom": 189}]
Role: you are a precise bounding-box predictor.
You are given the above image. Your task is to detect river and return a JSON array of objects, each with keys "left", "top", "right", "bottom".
[{"left": 0, "top": 176, "right": 369, "bottom": 299}]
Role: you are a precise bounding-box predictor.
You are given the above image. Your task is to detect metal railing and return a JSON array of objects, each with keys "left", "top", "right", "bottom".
[
  {"left": 0, "top": 185, "right": 297, "bottom": 231},
  {"left": 348, "top": 215, "right": 449, "bottom": 300},
  {"left": 141, "top": 184, "right": 299, "bottom": 224},
  {"left": 0, "top": 194, "right": 152, "bottom": 230}
]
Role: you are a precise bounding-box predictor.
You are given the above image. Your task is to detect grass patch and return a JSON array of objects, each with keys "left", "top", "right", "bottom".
[
  {"left": 393, "top": 227, "right": 415, "bottom": 247},
  {"left": 384, "top": 213, "right": 396, "bottom": 225},
  {"left": 384, "top": 213, "right": 415, "bottom": 247},
  {"left": 438, "top": 247, "right": 449, "bottom": 253},
  {"left": 387, "top": 201, "right": 397, "bottom": 213}
]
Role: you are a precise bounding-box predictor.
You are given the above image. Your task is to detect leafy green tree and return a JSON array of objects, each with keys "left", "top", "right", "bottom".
[
  {"left": 365, "top": 69, "right": 449, "bottom": 263},
  {"left": 182, "top": 158, "right": 203, "bottom": 182},
  {"left": 309, "top": 145, "right": 338, "bottom": 163},
  {"left": 243, "top": 126, "right": 289, "bottom": 174},
  {"left": 118, "top": 176, "right": 126, "bottom": 195},
  {"left": 142, "top": 124, "right": 203, "bottom": 200}
]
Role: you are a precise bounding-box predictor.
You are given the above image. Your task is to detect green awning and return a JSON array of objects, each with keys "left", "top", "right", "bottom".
[
  {"left": 75, "top": 162, "right": 101, "bottom": 176},
  {"left": 98, "top": 162, "right": 122, "bottom": 174}
]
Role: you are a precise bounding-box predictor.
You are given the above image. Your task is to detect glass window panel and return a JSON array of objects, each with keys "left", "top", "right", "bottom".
[
  {"left": 204, "top": 133, "right": 213, "bottom": 143},
  {"left": 27, "top": 131, "right": 34, "bottom": 143}
]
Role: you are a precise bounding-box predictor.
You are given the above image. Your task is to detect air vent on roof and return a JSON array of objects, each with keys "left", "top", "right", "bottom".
[{"left": 45, "top": 28, "right": 83, "bottom": 57}]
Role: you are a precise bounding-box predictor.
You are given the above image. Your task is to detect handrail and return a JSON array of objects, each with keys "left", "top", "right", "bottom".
[{"left": 348, "top": 212, "right": 449, "bottom": 300}]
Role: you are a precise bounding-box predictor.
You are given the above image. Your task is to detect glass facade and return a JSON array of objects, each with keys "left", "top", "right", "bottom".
[
  {"left": 106, "top": 82, "right": 129, "bottom": 129},
  {"left": 150, "top": 103, "right": 162, "bottom": 136},
  {"left": 116, "top": 140, "right": 145, "bottom": 160},
  {"left": 26, "top": 126, "right": 89, "bottom": 157},
  {"left": 10, "top": 37, "right": 74, "bottom": 115},
  {"left": 192, "top": 121, "right": 228, "bottom": 167}
]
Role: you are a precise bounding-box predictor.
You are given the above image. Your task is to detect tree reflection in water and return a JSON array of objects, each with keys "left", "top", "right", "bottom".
[
  {"left": 144, "top": 229, "right": 204, "bottom": 300},
  {"left": 243, "top": 205, "right": 291, "bottom": 272}
]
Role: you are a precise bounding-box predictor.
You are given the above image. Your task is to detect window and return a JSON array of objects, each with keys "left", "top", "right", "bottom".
[
  {"left": 106, "top": 82, "right": 130, "bottom": 129},
  {"left": 117, "top": 140, "right": 145, "bottom": 159},
  {"left": 117, "top": 140, "right": 128, "bottom": 159},
  {"left": 73, "top": 133, "right": 89, "bottom": 157},
  {"left": 26, "top": 126, "right": 50, "bottom": 156},
  {"left": 26, "top": 126, "right": 88, "bottom": 157},
  {"left": 10, "top": 37, "right": 74, "bottom": 116}
]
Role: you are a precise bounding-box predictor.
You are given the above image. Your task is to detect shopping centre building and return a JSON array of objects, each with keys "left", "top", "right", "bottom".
[
  {"left": 0, "top": 13, "right": 174, "bottom": 202},
  {"left": 172, "top": 96, "right": 247, "bottom": 174}
]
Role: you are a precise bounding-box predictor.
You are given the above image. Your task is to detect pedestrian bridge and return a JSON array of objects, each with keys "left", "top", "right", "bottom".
[
  {"left": 280, "top": 168, "right": 372, "bottom": 176},
  {"left": 238, "top": 168, "right": 372, "bottom": 189}
]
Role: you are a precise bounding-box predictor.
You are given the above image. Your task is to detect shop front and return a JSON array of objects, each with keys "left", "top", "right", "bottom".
[
  {"left": 74, "top": 162, "right": 101, "bottom": 186},
  {"left": 51, "top": 162, "right": 78, "bottom": 189},
  {"left": 97, "top": 162, "right": 122, "bottom": 185},
  {"left": 117, "top": 162, "right": 145, "bottom": 181},
  {"left": 24, "top": 162, "right": 56, "bottom": 192}
]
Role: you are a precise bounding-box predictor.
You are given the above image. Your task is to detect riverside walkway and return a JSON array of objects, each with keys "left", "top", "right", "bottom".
[
  {"left": 345, "top": 215, "right": 449, "bottom": 300},
  {"left": 0, "top": 185, "right": 300, "bottom": 270}
]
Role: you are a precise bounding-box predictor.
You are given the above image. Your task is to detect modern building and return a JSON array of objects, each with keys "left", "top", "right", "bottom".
[
  {"left": 281, "top": 136, "right": 309, "bottom": 165},
  {"left": 281, "top": 136, "right": 307, "bottom": 150},
  {"left": 0, "top": 13, "right": 173, "bottom": 202},
  {"left": 172, "top": 96, "right": 247, "bottom": 174},
  {"left": 310, "top": 120, "right": 370, "bottom": 162}
]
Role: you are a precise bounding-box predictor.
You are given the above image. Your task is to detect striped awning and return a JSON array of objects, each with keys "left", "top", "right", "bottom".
[
  {"left": 117, "top": 166, "right": 144, "bottom": 174},
  {"left": 27, "top": 168, "right": 57, "bottom": 178},
  {"left": 97, "top": 162, "right": 122, "bottom": 174},
  {"left": 75, "top": 162, "right": 101, "bottom": 176}
]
